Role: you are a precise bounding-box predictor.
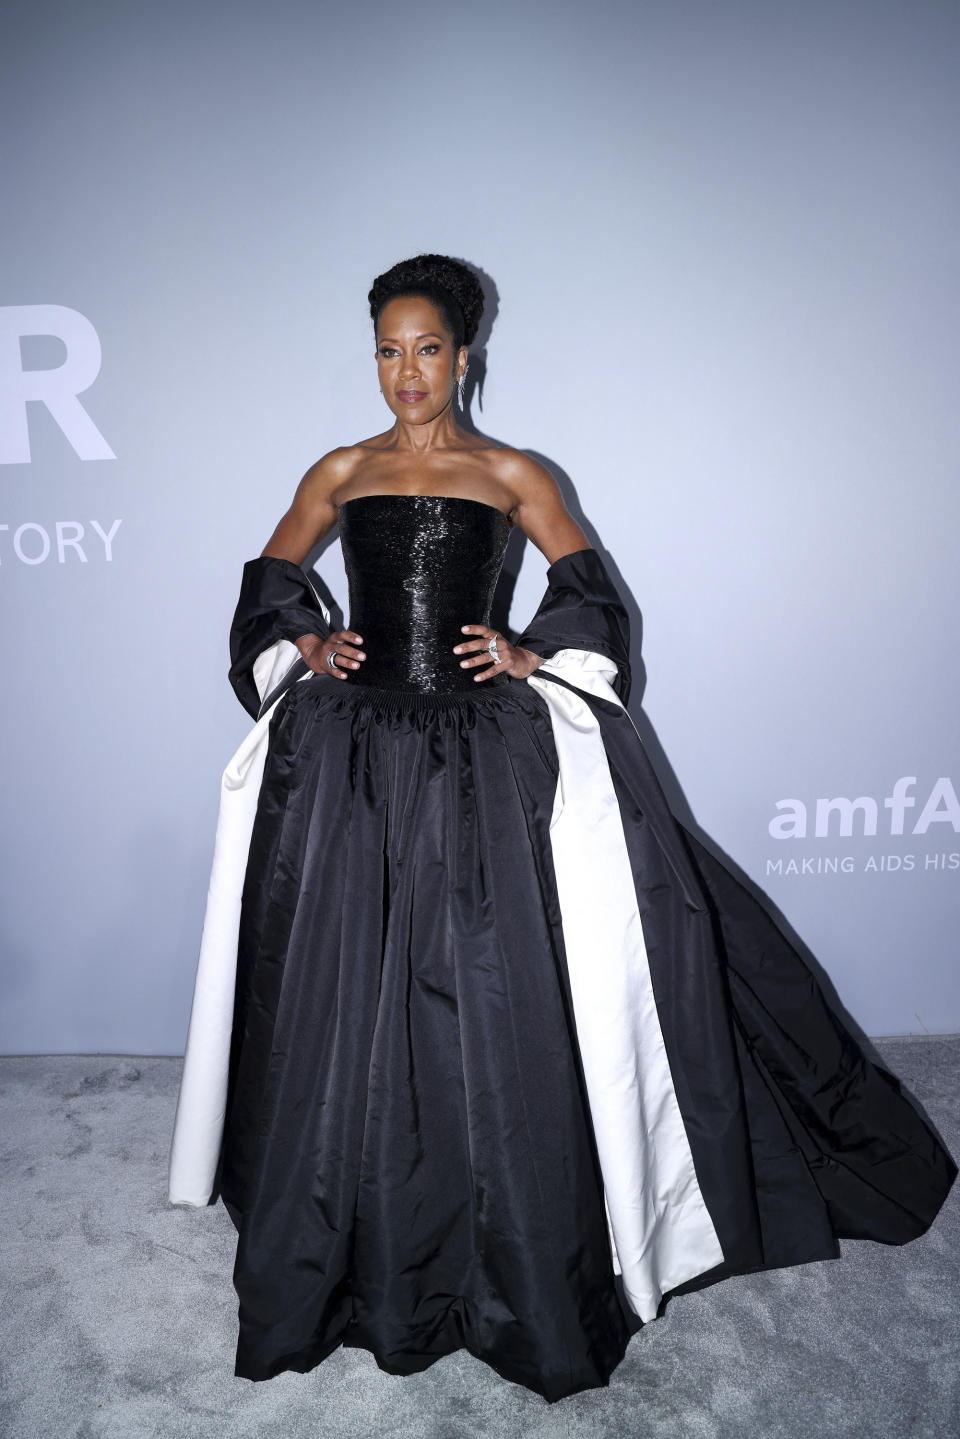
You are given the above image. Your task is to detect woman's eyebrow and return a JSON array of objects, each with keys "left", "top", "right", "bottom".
[{"left": 378, "top": 333, "right": 444, "bottom": 343}]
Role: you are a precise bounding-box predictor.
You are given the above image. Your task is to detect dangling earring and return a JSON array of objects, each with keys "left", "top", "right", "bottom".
[{"left": 457, "top": 366, "right": 468, "bottom": 412}]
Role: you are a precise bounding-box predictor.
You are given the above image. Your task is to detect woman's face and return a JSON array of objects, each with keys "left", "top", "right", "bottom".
[{"left": 375, "top": 295, "right": 466, "bottom": 424}]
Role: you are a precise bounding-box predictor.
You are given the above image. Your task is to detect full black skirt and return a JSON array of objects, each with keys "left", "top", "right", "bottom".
[
  {"left": 218, "top": 669, "right": 956, "bottom": 1401},
  {"left": 219, "top": 673, "right": 631, "bottom": 1400}
]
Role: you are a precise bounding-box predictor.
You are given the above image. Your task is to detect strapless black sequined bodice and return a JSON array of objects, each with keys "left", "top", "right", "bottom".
[{"left": 337, "top": 494, "right": 512, "bottom": 693}]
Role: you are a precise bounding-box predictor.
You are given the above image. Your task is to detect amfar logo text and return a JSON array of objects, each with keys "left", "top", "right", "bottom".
[
  {"left": 769, "top": 778, "right": 959, "bottom": 839},
  {"left": 0, "top": 304, "right": 115, "bottom": 464}
]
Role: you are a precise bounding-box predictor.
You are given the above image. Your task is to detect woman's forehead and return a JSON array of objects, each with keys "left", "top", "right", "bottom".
[{"left": 377, "top": 293, "right": 449, "bottom": 335}]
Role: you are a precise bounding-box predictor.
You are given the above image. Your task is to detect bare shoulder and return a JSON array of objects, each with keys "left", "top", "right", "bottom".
[
  {"left": 260, "top": 447, "right": 358, "bottom": 562},
  {"left": 297, "top": 444, "right": 365, "bottom": 495},
  {"left": 487, "top": 446, "right": 559, "bottom": 499},
  {"left": 288, "top": 439, "right": 387, "bottom": 508},
  {"left": 488, "top": 448, "right": 590, "bottom": 563},
  {"left": 481, "top": 446, "right": 543, "bottom": 483},
  {"left": 297, "top": 429, "right": 401, "bottom": 496}
]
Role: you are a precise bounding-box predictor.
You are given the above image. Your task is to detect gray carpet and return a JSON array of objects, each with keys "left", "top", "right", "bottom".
[{"left": 1, "top": 1039, "right": 958, "bottom": 1439}]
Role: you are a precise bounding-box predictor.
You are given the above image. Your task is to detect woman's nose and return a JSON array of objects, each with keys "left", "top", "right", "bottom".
[{"left": 400, "top": 357, "right": 421, "bottom": 380}]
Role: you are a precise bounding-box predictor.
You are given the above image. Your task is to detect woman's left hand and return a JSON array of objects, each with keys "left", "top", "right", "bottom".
[{"left": 454, "top": 625, "right": 543, "bottom": 682}]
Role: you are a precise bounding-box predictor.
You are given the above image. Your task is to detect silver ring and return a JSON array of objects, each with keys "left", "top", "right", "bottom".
[
  {"left": 327, "top": 649, "right": 339, "bottom": 671},
  {"left": 487, "top": 634, "right": 500, "bottom": 664}
]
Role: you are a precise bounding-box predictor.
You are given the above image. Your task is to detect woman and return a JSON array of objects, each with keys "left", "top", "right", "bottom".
[{"left": 168, "top": 253, "right": 956, "bottom": 1403}]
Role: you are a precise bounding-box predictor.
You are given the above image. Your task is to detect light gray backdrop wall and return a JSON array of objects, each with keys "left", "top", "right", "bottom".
[{"left": 2, "top": 0, "right": 957, "bottom": 1051}]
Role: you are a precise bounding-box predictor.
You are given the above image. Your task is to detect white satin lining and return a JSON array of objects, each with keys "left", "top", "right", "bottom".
[
  {"left": 527, "top": 648, "right": 725, "bottom": 1323},
  {"left": 167, "top": 640, "right": 311, "bottom": 1206}
]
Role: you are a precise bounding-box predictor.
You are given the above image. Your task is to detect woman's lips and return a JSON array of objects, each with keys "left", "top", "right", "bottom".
[{"left": 397, "top": 390, "right": 427, "bottom": 403}]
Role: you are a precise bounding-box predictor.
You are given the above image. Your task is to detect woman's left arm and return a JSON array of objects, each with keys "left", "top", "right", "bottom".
[{"left": 455, "top": 454, "right": 593, "bottom": 683}]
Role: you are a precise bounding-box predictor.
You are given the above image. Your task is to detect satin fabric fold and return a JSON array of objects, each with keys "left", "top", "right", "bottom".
[
  {"left": 515, "top": 547, "right": 632, "bottom": 705},
  {"left": 228, "top": 555, "right": 332, "bottom": 719},
  {"left": 219, "top": 676, "right": 631, "bottom": 1398},
  {"left": 167, "top": 668, "right": 316, "bottom": 1206},
  {"left": 527, "top": 645, "right": 957, "bottom": 1293},
  {"left": 528, "top": 650, "right": 725, "bottom": 1323}
]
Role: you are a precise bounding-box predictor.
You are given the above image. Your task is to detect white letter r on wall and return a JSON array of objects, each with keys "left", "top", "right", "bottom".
[{"left": 0, "top": 304, "right": 116, "bottom": 464}]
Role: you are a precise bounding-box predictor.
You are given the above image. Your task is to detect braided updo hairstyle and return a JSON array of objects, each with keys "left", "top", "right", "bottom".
[{"left": 368, "top": 254, "right": 485, "bottom": 350}]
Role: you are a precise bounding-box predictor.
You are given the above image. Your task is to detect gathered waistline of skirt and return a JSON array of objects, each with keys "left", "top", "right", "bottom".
[{"left": 283, "top": 670, "right": 541, "bottom": 718}]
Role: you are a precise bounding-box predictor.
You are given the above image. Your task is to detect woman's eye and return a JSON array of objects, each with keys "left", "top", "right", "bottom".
[{"left": 378, "top": 344, "right": 439, "bottom": 358}]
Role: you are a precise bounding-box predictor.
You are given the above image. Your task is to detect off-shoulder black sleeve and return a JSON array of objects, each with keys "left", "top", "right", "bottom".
[
  {"left": 514, "top": 547, "right": 632, "bottom": 705},
  {"left": 228, "top": 556, "right": 332, "bottom": 718}
]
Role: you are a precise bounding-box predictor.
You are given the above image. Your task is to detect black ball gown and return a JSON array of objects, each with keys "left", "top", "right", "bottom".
[{"left": 167, "top": 493, "right": 956, "bottom": 1403}]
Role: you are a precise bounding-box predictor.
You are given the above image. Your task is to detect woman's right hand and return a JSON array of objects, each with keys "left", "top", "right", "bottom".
[{"left": 296, "top": 630, "right": 366, "bottom": 679}]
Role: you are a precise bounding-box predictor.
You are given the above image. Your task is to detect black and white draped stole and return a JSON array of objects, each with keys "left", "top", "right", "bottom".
[{"left": 168, "top": 547, "right": 956, "bottom": 1328}]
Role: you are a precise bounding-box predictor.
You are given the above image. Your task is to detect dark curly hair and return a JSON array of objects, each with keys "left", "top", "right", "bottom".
[{"left": 368, "top": 253, "right": 485, "bottom": 350}]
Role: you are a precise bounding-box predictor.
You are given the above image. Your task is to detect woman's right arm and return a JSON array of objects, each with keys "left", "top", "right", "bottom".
[
  {"left": 259, "top": 451, "right": 365, "bottom": 679},
  {"left": 260, "top": 452, "right": 345, "bottom": 564}
]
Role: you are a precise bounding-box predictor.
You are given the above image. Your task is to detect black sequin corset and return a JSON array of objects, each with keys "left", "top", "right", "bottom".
[{"left": 337, "top": 494, "right": 512, "bottom": 693}]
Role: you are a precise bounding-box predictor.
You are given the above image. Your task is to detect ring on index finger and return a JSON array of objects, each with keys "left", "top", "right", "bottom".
[{"left": 487, "top": 634, "right": 500, "bottom": 664}]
